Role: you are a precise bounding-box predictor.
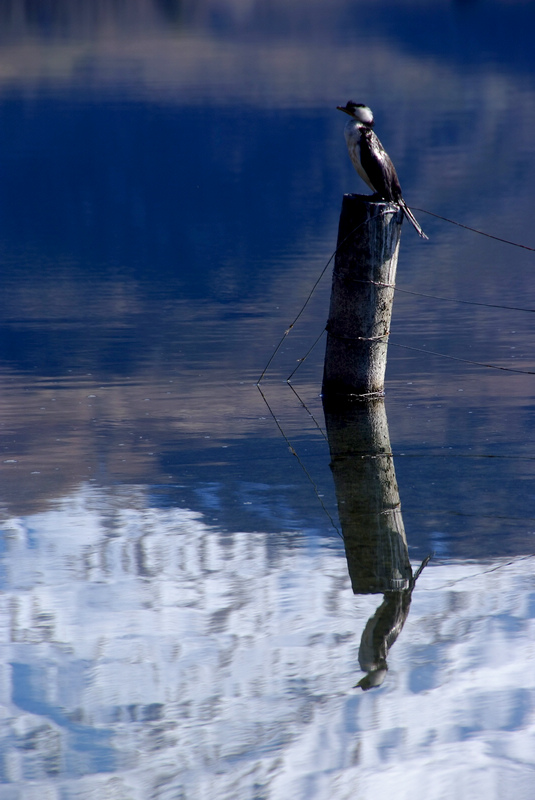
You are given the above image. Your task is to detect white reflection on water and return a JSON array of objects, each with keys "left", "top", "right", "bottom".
[{"left": 0, "top": 486, "right": 534, "bottom": 798}]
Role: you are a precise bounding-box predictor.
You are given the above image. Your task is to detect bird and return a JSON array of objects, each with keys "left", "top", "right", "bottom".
[{"left": 337, "top": 101, "right": 428, "bottom": 239}]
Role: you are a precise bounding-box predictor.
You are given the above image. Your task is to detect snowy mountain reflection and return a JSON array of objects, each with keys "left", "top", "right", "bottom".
[{"left": 1, "top": 485, "right": 533, "bottom": 798}]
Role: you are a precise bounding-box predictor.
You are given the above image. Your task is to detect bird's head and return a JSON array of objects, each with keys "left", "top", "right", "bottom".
[{"left": 336, "top": 102, "right": 374, "bottom": 126}]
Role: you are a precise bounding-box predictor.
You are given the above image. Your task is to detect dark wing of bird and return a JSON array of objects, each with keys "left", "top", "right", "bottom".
[{"left": 359, "top": 128, "right": 403, "bottom": 203}]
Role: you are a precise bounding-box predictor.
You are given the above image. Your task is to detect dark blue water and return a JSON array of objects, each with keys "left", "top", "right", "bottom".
[{"left": 1, "top": 98, "right": 533, "bottom": 557}]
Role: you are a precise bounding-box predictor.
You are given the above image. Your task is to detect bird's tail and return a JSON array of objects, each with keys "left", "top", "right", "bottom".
[{"left": 399, "top": 200, "right": 428, "bottom": 240}]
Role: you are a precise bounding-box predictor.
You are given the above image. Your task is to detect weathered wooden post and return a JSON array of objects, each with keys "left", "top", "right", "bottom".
[
  {"left": 323, "top": 397, "right": 411, "bottom": 594},
  {"left": 322, "top": 194, "right": 403, "bottom": 398},
  {"left": 322, "top": 192, "right": 410, "bottom": 592},
  {"left": 323, "top": 396, "right": 415, "bottom": 689},
  {"left": 322, "top": 195, "right": 413, "bottom": 687}
]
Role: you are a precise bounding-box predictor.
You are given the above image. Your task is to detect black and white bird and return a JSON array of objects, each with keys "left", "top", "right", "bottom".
[{"left": 337, "top": 101, "right": 428, "bottom": 239}]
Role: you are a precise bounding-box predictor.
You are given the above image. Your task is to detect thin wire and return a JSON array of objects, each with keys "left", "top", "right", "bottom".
[
  {"left": 256, "top": 267, "right": 330, "bottom": 383},
  {"left": 403, "top": 507, "right": 535, "bottom": 523},
  {"left": 257, "top": 208, "right": 395, "bottom": 384},
  {"left": 412, "top": 207, "right": 535, "bottom": 252},
  {"left": 388, "top": 285, "right": 535, "bottom": 314},
  {"left": 390, "top": 340, "right": 535, "bottom": 376},
  {"left": 421, "top": 555, "right": 534, "bottom": 592},
  {"left": 286, "top": 381, "right": 329, "bottom": 443},
  {"left": 261, "top": 212, "right": 535, "bottom": 386},
  {"left": 345, "top": 277, "right": 535, "bottom": 314},
  {"left": 256, "top": 383, "right": 342, "bottom": 537},
  {"left": 288, "top": 329, "right": 535, "bottom": 382},
  {"left": 259, "top": 206, "right": 535, "bottom": 385},
  {"left": 393, "top": 453, "right": 535, "bottom": 462},
  {"left": 286, "top": 327, "right": 327, "bottom": 382}
]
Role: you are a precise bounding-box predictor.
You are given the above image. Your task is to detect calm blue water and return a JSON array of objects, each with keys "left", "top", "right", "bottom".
[{"left": 0, "top": 2, "right": 534, "bottom": 798}]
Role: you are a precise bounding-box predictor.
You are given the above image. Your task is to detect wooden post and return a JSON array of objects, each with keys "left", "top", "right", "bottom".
[
  {"left": 323, "top": 396, "right": 412, "bottom": 594},
  {"left": 322, "top": 194, "right": 403, "bottom": 398}
]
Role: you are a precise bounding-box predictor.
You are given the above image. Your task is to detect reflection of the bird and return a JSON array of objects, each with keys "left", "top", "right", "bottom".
[
  {"left": 356, "top": 556, "right": 430, "bottom": 690},
  {"left": 323, "top": 396, "right": 430, "bottom": 690}
]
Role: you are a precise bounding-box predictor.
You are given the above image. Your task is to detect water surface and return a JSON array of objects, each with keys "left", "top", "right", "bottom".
[{"left": 0, "top": 2, "right": 534, "bottom": 797}]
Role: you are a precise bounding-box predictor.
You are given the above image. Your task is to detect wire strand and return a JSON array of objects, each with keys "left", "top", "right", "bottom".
[
  {"left": 344, "top": 276, "right": 535, "bottom": 314},
  {"left": 412, "top": 207, "right": 535, "bottom": 252},
  {"left": 256, "top": 383, "right": 342, "bottom": 537},
  {"left": 286, "top": 327, "right": 327, "bottom": 382},
  {"left": 390, "top": 340, "right": 535, "bottom": 375},
  {"left": 257, "top": 208, "right": 395, "bottom": 384},
  {"left": 387, "top": 284, "right": 535, "bottom": 314},
  {"left": 259, "top": 206, "right": 535, "bottom": 385}
]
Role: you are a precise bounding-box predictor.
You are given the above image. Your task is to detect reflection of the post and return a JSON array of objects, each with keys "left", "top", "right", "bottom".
[{"left": 323, "top": 396, "right": 429, "bottom": 690}]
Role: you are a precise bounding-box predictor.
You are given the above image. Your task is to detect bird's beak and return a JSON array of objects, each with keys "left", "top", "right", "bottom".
[{"left": 336, "top": 105, "right": 352, "bottom": 116}]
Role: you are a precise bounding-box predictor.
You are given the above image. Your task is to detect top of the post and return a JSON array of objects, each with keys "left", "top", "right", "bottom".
[
  {"left": 337, "top": 193, "right": 404, "bottom": 253},
  {"left": 342, "top": 193, "right": 400, "bottom": 211}
]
